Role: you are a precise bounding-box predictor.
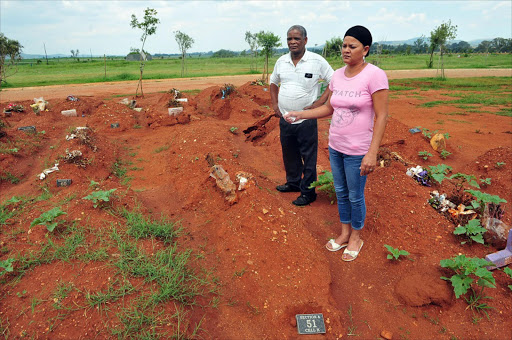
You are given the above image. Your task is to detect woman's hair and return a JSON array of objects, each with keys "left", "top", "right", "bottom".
[
  {"left": 287, "top": 25, "right": 307, "bottom": 38},
  {"left": 344, "top": 25, "right": 372, "bottom": 56}
]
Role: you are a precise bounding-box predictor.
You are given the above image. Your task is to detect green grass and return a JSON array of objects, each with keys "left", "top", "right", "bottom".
[
  {"left": 390, "top": 77, "right": 511, "bottom": 116},
  {"left": 2, "top": 53, "right": 511, "bottom": 89}
]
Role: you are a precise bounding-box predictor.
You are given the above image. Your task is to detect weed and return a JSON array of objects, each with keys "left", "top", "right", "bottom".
[
  {"left": 347, "top": 305, "right": 358, "bottom": 336},
  {"left": 246, "top": 302, "right": 260, "bottom": 315},
  {"left": 384, "top": 245, "right": 410, "bottom": 260},
  {"left": 440, "top": 255, "right": 495, "bottom": 318},
  {"left": 428, "top": 164, "right": 452, "bottom": 184},
  {"left": 30, "top": 207, "right": 67, "bottom": 232},
  {"left": 154, "top": 144, "right": 171, "bottom": 153},
  {"left": 0, "top": 171, "right": 21, "bottom": 184},
  {"left": 229, "top": 126, "right": 238, "bottom": 134},
  {"left": 504, "top": 267, "right": 512, "bottom": 291},
  {"left": 495, "top": 161, "right": 505, "bottom": 169},
  {"left": 309, "top": 171, "right": 336, "bottom": 201},
  {"left": 440, "top": 149, "right": 452, "bottom": 159},
  {"left": 120, "top": 207, "right": 181, "bottom": 243},
  {"left": 83, "top": 189, "right": 117, "bottom": 208},
  {"left": 0, "top": 259, "right": 15, "bottom": 276},
  {"left": 465, "top": 189, "right": 507, "bottom": 214},
  {"left": 418, "top": 151, "right": 432, "bottom": 160},
  {"left": 234, "top": 267, "right": 246, "bottom": 278},
  {"left": 454, "top": 219, "right": 486, "bottom": 244}
]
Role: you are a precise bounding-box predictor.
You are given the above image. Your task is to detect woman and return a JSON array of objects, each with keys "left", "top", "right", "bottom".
[{"left": 285, "top": 25, "right": 389, "bottom": 261}]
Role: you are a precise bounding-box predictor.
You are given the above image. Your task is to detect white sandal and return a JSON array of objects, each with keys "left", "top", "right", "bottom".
[
  {"left": 342, "top": 240, "right": 364, "bottom": 262},
  {"left": 325, "top": 239, "right": 348, "bottom": 252}
]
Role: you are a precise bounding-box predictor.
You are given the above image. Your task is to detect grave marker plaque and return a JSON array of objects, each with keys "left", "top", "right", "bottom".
[
  {"left": 56, "top": 179, "right": 72, "bottom": 187},
  {"left": 111, "top": 123, "right": 120, "bottom": 128},
  {"left": 18, "top": 126, "right": 36, "bottom": 132},
  {"left": 295, "top": 313, "right": 326, "bottom": 335}
]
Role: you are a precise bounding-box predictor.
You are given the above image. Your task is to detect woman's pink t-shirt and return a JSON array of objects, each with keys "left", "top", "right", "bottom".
[{"left": 328, "top": 63, "right": 388, "bottom": 155}]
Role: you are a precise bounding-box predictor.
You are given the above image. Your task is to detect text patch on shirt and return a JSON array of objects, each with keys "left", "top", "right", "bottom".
[{"left": 305, "top": 73, "right": 313, "bottom": 78}]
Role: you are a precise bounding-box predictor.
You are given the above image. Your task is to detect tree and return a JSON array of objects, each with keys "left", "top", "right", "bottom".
[
  {"left": 323, "top": 37, "right": 343, "bottom": 58},
  {"left": 427, "top": 20, "right": 457, "bottom": 78},
  {"left": 475, "top": 40, "right": 491, "bottom": 53},
  {"left": 211, "top": 49, "right": 237, "bottom": 58},
  {"left": 413, "top": 36, "right": 428, "bottom": 54},
  {"left": 256, "top": 31, "right": 280, "bottom": 83},
  {"left": 130, "top": 7, "right": 160, "bottom": 97},
  {"left": 71, "top": 49, "right": 80, "bottom": 62},
  {"left": 0, "top": 33, "right": 23, "bottom": 86},
  {"left": 245, "top": 31, "right": 259, "bottom": 72},
  {"left": 491, "top": 37, "right": 508, "bottom": 53},
  {"left": 174, "top": 31, "right": 194, "bottom": 77}
]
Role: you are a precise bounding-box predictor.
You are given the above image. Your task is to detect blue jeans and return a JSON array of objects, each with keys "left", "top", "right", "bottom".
[{"left": 328, "top": 146, "right": 367, "bottom": 230}]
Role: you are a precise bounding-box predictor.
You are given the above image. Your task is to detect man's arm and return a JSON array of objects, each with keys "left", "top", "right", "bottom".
[{"left": 270, "top": 83, "right": 281, "bottom": 117}]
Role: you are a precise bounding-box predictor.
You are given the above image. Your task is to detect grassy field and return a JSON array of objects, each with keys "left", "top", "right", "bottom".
[{"left": 1, "top": 53, "right": 511, "bottom": 89}]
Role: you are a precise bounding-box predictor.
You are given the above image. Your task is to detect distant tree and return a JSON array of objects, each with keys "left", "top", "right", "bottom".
[
  {"left": 427, "top": 20, "right": 457, "bottom": 78},
  {"left": 0, "top": 33, "right": 23, "bottom": 86},
  {"left": 413, "top": 36, "right": 428, "bottom": 54},
  {"left": 491, "top": 37, "right": 508, "bottom": 53},
  {"left": 448, "top": 41, "right": 472, "bottom": 54},
  {"left": 130, "top": 7, "right": 160, "bottom": 97},
  {"left": 71, "top": 49, "right": 80, "bottom": 62},
  {"left": 256, "top": 31, "right": 281, "bottom": 83},
  {"left": 323, "top": 37, "right": 343, "bottom": 57},
  {"left": 174, "top": 31, "right": 194, "bottom": 77},
  {"left": 474, "top": 40, "right": 491, "bottom": 53},
  {"left": 211, "top": 49, "right": 237, "bottom": 58},
  {"left": 245, "top": 31, "right": 259, "bottom": 71}
]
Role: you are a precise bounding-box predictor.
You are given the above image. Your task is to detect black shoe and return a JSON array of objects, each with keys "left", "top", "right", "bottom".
[
  {"left": 292, "top": 194, "right": 317, "bottom": 206},
  {"left": 276, "top": 183, "right": 301, "bottom": 193}
]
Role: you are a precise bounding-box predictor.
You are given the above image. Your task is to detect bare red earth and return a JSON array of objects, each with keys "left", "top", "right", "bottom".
[{"left": 0, "top": 71, "right": 511, "bottom": 339}]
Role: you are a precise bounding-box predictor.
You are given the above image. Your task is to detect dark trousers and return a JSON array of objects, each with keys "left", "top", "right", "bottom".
[{"left": 279, "top": 117, "right": 318, "bottom": 197}]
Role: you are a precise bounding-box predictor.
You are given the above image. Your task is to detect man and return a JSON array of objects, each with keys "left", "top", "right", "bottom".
[{"left": 270, "top": 25, "right": 334, "bottom": 206}]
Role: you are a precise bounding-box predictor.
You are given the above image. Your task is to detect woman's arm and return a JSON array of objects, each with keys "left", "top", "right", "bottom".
[
  {"left": 360, "top": 89, "right": 389, "bottom": 175},
  {"left": 284, "top": 92, "right": 334, "bottom": 122}
]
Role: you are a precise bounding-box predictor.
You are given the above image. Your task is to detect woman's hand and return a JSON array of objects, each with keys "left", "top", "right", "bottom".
[
  {"left": 360, "top": 153, "right": 377, "bottom": 176},
  {"left": 284, "top": 111, "right": 302, "bottom": 123}
]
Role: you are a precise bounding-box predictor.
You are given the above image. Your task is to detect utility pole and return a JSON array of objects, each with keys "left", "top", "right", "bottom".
[{"left": 43, "top": 43, "right": 49, "bottom": 65}]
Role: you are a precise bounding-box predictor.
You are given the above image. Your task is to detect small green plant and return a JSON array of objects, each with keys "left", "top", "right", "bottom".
[
  {"left": 440, "top": 149, "right": 452, "bottom": 159},
  {"left": 449, "top": 173, "right": 480, "bottom": 188},
  {"left": 418, "top": 151, "right": 433, "bottom": 160},
  {"left": 83, "top": 189, "right": 117, "bottom": 208},
  {"left": 309, "top": 171, "right": 335, "bottom": 201},
  {"left": 428, "top": 164, "right": 452, "bottom": 184},
  {"left": 495, "top": 162, "right": 505, "bottom": 169},
  {"left": 453, "top": 219, "right": 487, "bottom": 244},
  {"left": 384, "top": 245, "right": 410, "bottom": 260},
  {"left": 89, "top": 180, "right": 100, "bottom": 188},
  {"left": 30, "top": 207, "right": 67, "bottom": 232},
  {"left": 503, "top": 267, "right": 512, "bottom": 291},
  {"left": 465, "top": 189, "right": 507, "bottom": 214},
  {"left": 0, "top": 258, "right": 15, "bottom": 276},
  {"left": 480, "top": 178, "right": 491, "bottom": 186},
  {"left": 229, "top": 126, "right": 238, "bottom": 134},
  {"left": 440, "top": 255, "right": 495, "bottom": 319}
]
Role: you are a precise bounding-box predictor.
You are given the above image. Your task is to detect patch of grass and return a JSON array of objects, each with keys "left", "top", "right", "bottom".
[
  {"left": 0, "top": 171, "right": 21, "bottom": 184},
  {"left": 420, "top": 100, "right": 446, "bottom": 107},
  {"left": 120, "top": 207, "right": 181, "bottom": 244},
  {"left": 154, "top": 144, "right": 171, "bottom": 153}
]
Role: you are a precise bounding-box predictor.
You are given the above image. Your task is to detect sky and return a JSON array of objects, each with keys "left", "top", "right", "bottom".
[{"left": 1, "top": 0, "right": 511, "bottom": 56}]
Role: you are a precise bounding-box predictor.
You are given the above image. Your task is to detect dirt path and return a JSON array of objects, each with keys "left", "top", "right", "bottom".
[{"left": 1, "top": 68, "right": 510, "bottom": 102}]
